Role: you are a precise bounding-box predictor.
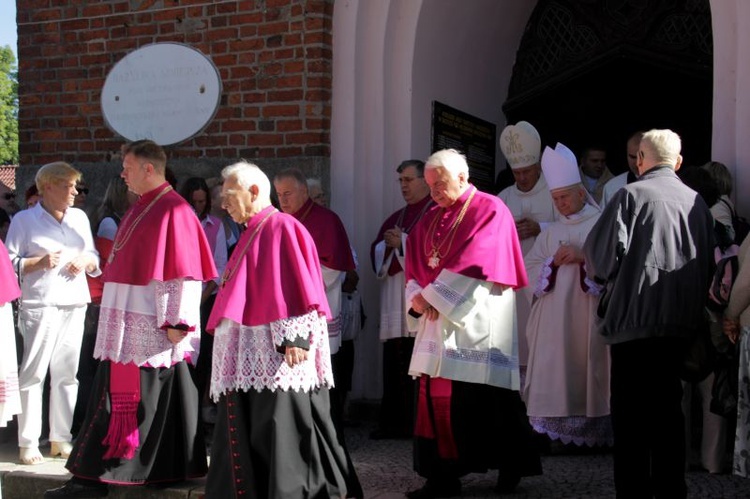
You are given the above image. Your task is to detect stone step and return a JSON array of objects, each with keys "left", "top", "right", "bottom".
[
  {"left": 0, "top": 401, "right": 382, "bottom": 498},
  {"left": 1, "top": 472, "right": 206, "bottom": 499}
]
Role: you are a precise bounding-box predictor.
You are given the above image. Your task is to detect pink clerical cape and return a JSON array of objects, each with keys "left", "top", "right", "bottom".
[
  {"left": 97, "top": 182, "right": 217, "bottom": 460},
  {"left": 291, "top": 198, "right": 355, "bottom": 272},
  {"left": 207, "top": 206, "right": 331, "bottom": 331},
  {"left": 104, "top": 183, "right": 217, "bottom": 285},
  {"left": 0, "top": 240, "right": 20, "bottom": 305},
  {"left": 406, "top": 186, "right": 527, "bottom": 289}
]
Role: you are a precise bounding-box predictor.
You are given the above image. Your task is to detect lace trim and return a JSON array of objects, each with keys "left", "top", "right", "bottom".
[
  {"left": 432, "top": 279, "right": 468, "bottom": 308},
  {"left": 210, "top": 310, "right": 334, "bottom": 401},
  {"left": 155, "top": 279, "right": 187, "bottom": 329},
  {"left": 534, "top": 257, "right": 555, "bottom": 297},
  {"left": 95, "top": 307, "right": 199, "bottom": 367},
  {"left": 529, "top": 415, "right": 614, "bottom": 447},
  {"left": 271, "top": 311, "right": 317, "bottom": 345}
]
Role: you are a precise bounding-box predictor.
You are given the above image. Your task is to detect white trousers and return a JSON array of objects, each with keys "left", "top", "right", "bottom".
[{"left": 17, "top": 304, "right": 86, "bottom": 448}]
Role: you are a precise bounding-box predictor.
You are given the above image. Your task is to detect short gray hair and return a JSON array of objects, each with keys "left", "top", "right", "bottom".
[
  {"left": 641, "top": 129, "right": 682, "bottom": 167},
  {"left": 221, "top": 161, "right": 271, "bottom": 200}
]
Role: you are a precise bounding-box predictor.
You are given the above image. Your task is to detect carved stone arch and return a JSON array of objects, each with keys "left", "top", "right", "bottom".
[{"left": 502, "top": 0, "right": 713, "bottom": 174}]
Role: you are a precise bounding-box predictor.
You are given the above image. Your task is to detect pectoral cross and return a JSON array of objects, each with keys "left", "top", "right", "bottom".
[{"left": 428, "top": 251, "right": 440, "bottom": 269}]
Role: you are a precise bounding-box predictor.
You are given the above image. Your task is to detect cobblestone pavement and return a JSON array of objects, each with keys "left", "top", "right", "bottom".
[
  {"left": 342, "top": 416, "right": 750, "bottom": 498},
  {"left": 1, "top": 410, "right": 749, "bottom": 498}
]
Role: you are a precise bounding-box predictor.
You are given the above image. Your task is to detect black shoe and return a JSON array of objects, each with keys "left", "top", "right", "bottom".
[
  {"left": 44, "top": 478, "right": 108, "bottom": 498},
  {"left": 495, "top": 473, "right": 521, "bottom": 494},
  {"left": 406, "top": 478, "right": 461, "bottom": 498}
]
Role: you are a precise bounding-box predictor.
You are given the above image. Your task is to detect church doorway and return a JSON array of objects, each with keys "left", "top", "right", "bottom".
[{"left": 501, "top": 0, "right": 712, "bottom": 178}]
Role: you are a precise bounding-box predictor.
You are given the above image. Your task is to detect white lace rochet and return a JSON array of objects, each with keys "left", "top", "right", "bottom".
[{"left": 210, "top": 309, "right": 334, "bottom": 401}]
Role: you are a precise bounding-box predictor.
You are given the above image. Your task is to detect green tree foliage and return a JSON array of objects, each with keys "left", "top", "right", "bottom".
[{"left": 0, "top": 46, "right": 19, "bottom": 165}]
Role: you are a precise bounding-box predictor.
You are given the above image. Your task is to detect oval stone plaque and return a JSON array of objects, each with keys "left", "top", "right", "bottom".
[{"left": 101, "top": 42, "right": 222, "bottom": 146}]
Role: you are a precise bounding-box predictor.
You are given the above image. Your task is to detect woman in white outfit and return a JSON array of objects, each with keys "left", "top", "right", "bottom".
[{"left": 5, "top": 162, "right": 100, "bottom": 465}]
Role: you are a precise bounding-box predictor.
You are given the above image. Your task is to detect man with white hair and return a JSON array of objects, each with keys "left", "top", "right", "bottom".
[
  {"left": 584, "top": 129, "right": 714, "bottom": 498},
  {"left": 204, "top": 161, "right": 361, "bottom": 498},
  {"left": 405, "top": 149, "right": 541, "bottom": 498},
  {"left": 523, "top": 143, "right": 611, "bottom": 450},
  {"left": 498, "top": 121, "right": 557, "bottom": 377}
]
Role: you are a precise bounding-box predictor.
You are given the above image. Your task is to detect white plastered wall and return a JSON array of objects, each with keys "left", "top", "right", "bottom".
[
  {"left": 332, "top": 0, "right": 740, "bottom": 400},
  {"left": 710, "top": 0, "right": 749, "bottom": 217},
  {"left": 330, "top": 0, "right": 535, "bottom": 399}
]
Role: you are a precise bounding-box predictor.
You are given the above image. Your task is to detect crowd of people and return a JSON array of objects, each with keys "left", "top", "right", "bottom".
[
  {"left": 366, "top": 124, "right": 749, "bottom": 498},
  {"left": 0, "top": 126, "right": 747, "bottom": 498}
]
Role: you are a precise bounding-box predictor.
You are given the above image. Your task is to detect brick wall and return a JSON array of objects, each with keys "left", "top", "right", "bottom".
[{"left": 16, "top": 0, "right": 334, "bottom": 167}]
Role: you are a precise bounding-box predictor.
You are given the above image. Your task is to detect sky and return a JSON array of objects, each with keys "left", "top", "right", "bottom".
[{"left": 0, "top": 0, "right": 17, "bottom": 60}]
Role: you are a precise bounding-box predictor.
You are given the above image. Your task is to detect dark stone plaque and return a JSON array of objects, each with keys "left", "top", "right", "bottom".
[{"left": 431, "top": 101, "right": 496, "bottom": 193}]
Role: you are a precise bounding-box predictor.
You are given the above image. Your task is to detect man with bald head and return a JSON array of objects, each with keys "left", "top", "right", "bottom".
[{"left": 273, "top": 168, "right": 355, "bottom": 429}]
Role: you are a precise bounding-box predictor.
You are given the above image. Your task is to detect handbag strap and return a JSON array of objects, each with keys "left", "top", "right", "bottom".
[{"left": 720, "top": 197, "right": 737, "bottom": 218}]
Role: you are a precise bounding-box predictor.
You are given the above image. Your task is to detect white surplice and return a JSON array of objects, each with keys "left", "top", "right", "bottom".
[
  {"left": 498, "top": 176, "right": 557, "bottom": 368},
  {"left": 523, "top": 203, "right": 612, "bottom": 446}
]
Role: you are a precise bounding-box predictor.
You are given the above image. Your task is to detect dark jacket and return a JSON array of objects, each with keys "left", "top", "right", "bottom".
[{"left": 583, "top": 166, "right": 714, "bottom": 344}]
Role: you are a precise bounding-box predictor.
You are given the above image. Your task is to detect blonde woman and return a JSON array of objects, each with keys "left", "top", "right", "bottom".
[{"left": 5, "top": 162, "right": 100, "bottom": 465}]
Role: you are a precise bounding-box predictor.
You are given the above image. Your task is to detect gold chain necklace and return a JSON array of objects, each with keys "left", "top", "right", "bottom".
[
  {"left": 108, "top": 185, "right": 172, "bottom": 264},
  {"left": 423, "top": 187, "right": 476, "bottom": 269},
  {"left": 221, "top": 208, "right": 277, "bottom": 287},
  {"left": 396, "top": 198, "right": 434, "bottom": 234}
]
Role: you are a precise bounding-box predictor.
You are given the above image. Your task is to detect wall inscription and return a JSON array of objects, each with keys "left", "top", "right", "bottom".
[
  {"left": 101, "top": 42, "right": 222, "bottom": 146},
  {"left": 431, "top": 101, "right": 496, "bottom": 193}
]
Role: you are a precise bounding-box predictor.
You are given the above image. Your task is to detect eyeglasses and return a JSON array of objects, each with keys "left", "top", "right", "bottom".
[
  {"left": 2, "top": 193, "right": 16, "bottom": 200},
  {"left": 398, "top": 176, "right": 423, "bottom": 184}
]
